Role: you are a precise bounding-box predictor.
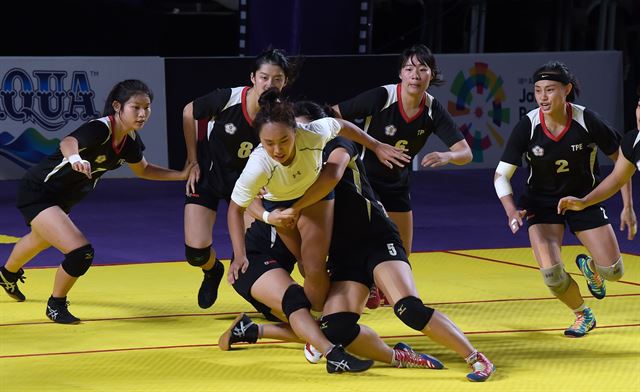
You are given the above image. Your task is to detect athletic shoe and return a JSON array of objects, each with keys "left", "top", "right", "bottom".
[
  {"left": 0, "top": 267, "right": 26, "bottom": 301},
  {"left": 392, "top": 342, "right": 444, "bottom": 369},
  {"left": 198, "top": 259, "right": 224, "bottom": 309},
  {"left": 304, "top": 342, "right": 323, "bottom": 364},
  {"left": 46, "top": 296, "right": 80, "bottom": 324},
  {"left": 325, "top": 344, "right": 374, "bottom": 373},
  {"left": 365, "top": 285, "right": 381, "bottom": 309},
  {"left": 218, "top": 313, "right": 258, "bottom": 351},
  {"left": 576, "top": 254, "right": 606, "bottom": 299},
  {"left": 564, "top": 307, "right": 596, "bottom": 338},
  {"left": 466, "top": 352, "right": 495, "bottom": 382}
]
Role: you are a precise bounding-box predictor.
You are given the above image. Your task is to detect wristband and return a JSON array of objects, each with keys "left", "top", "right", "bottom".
[
  {"left": 262, "top": 210, "right": 271, "bottom": 224},
  {"left": 68, "top": 154, "right": 82, "bottom": 164}
]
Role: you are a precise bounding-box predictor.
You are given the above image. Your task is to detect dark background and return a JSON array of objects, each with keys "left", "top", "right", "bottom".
[{"left": 5, "top": 0, "right": 639, "bottom": 131}]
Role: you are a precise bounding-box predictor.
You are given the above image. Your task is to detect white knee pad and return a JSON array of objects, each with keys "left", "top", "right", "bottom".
[
  {"left": 540, "top": 264, "right": 571, "bottom": 296},
  {"left": 595, "top": 257, "right": 624, "bottom": 281}
]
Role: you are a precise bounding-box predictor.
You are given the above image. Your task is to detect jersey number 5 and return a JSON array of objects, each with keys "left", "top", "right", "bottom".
[
  {"left": 555, "top": 159, "right": 569, "bottom": 173},
  {"left": 387, "top": 243, "right": 398, "bottom": 256}
]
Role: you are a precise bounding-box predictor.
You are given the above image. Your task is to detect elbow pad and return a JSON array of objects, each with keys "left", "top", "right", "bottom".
[{"left": 494, "top": 161, "right": 516, "bottom": 198}]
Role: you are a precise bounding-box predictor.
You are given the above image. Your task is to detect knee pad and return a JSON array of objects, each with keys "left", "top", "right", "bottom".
[
  {"left": 185, "top": 245, "right": 210, "bottom": 267},
  {"left": 61, "top": 244, "right": 94, "bottom": 277},
  {"left": 393, "top": 296, "right": 434, "bottom": 331},
  {"left": 282, "top": 284, "right": 311, "bottom": 320},
  {"left": 540, "top": 264, "right": 571, "bottom": 296},
  {"left": 319, "top": 312, "right": 361, "bottom": 347},
  {"left": 595, "top": 257, "right": 624, "bottom": 281}
]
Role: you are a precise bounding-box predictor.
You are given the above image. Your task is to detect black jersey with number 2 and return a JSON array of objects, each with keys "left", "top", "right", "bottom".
[
  {"left": 500, "top": 103, "right": 620, "bottom": 198},
  {"left": 338, "top": 83, "right": 464, "bottom": 188}
]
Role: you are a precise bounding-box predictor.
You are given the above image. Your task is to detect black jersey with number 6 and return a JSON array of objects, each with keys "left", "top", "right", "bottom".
[
  {"left": 500, "top": 103, "right": 620, "bottom": 198},
  {"left": 192, "top": 86, "right": 258, "bottom": 195},
  {"left": 337, "top": 83, "right": 463, "bottom": 190}
]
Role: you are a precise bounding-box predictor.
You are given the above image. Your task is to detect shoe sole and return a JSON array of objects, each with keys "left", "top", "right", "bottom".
[
  {"left": 575, "top": 254, "right": 605, "bottom": 300},
  {"left": 218, "top": 313, "right": 245, "bottom": 351}
]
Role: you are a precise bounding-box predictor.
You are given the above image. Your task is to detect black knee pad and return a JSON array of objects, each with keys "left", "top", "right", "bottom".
[
  {"left": 320, "top": 312, "right": 361, "bottom": 347},
  {"left": 393, "top": 296, "right": 434, "bottom": 331},
  {"left": 281, "top": 284, "right": 311, "bottom": 320},
  {"left": 185, "top": 245, "right": 210, "bottom": 267},
  {"left": 61, "top": 244, "right": 94, "bottom": 277}
]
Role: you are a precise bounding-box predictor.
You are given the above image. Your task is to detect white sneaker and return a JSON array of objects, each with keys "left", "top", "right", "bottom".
[{"left": 304, "top": 342, "right": 323, "bottom": 364}]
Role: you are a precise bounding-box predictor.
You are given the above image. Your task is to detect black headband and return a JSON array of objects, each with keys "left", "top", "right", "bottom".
[{"left": 533, "top": 72, "right": 570, "bottom": 84}]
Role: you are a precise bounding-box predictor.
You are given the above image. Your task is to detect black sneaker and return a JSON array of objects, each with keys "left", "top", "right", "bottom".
[
  {"left": 198, "top": 259, "right": 224, "bottom": 309},
  {"left": 218, "top": 313, "right": 258, "bottom": 351},
  {"left": 46, "top": 296, "right": 81, "bottom": 324},
  {"left": 325, "top": 345, "right": 374, "bottom": 374},
  {"left": 0, "top": 267, "right": 26, "bottom": 301}
]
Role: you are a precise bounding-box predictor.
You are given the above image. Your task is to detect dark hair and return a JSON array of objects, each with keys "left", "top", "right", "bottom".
[
  {"left": 293, "top": 100, "right": 336, "bottom": 121},
  {"left": 253, "top": 47, "right": 299, "bottom": 85},
  {"left": 103, "top": 79, "right": 153, "bottom": 116},
  {"left": 254, "top": 87, "right": 296, "bottom": 133},
  {"left": 398, "top": 44, "right": 444, "bottom": 86},
  {"left": 533, "top": 61, "right": 581, "bottom": 102}
]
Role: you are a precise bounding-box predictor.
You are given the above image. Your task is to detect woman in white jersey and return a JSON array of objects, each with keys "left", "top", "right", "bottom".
[{"left": 227, "top": 88, "right": 410, "bottom": 310}]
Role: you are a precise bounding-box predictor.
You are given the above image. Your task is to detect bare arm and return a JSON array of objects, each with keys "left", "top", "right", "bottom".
[
  {"left": 129, "top": 158, "right": 193, "bottom": 180},
  {"left": 421, "top": 139, "right": 473, "bottom": 167},
  {"left": 60, "top": 136, "right": 92, "bottom": 178},
  {"left": 227, "top": 201, "right": 249, "bottom": 283},
  {"left": 335, "top": 118, "right": 410, "bottom": 169},
  {"left": 183, "top": 102, "right": 201, "bottom": 195}
]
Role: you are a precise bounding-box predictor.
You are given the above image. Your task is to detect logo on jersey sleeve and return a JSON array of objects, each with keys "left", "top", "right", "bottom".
[
  {"left": 95, "top": 155, "right": 106, "bottom": 164},
  {"left": 384, "top": 125, "right": 397, "bottom": 136},
  {"left": 225, "top": 123, "right": 237, "bottom": 135},
  {"left": 531, "top": 145, "right": 544, "bottom": 157},
  {"left": 636, "top": 160, "right": 640, "bottom": 171}
]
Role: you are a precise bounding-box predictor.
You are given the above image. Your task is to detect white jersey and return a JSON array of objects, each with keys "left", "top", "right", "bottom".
[{"left": 231, "top": 117, "right": 341, "bottom": 207}]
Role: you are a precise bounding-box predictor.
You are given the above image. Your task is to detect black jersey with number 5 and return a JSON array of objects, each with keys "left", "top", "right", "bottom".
[
  {"left": 192, "top": 86, "right": 258, "bottom": 194},
  {"left": 501, "top": 103, "right": 620, "bottom": 198},
  {"left": 337, "top": 83, "right": 463, "bottom": 189},
  {"left": 22, "top": 116, "right": 145, "bottom": 207}
]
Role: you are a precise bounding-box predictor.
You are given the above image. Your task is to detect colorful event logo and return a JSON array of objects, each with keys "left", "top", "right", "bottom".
[
  {"left": 0, "top": 68, "right": 99, "bottom": 169},
  {"left": 448, "top": 62, "right": 510, "bottom": 163}
]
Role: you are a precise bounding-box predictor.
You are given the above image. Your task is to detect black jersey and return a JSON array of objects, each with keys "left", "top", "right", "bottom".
[
  {"left": 192, "top": 86, "right": 258, "bottom": 194},
  {"left": 621, "top": 129, "right": 640, "bottom": 171},
  {"left": 501, "top": 103, "right": 620, "bottom": 198},
  {"left": 337, "top": 83, "right": 464, "bottom": 190},
  {"left": 324, "top": 137, "right": 402, "bottom": 250},
  {"left": 22, "top": 116, "right": 144, "bottom": 208}
]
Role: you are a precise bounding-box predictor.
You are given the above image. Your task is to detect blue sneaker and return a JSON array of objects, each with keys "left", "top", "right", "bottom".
[
  {"left": 392, "top": 342, "right": 444, "bottom": 369},
  {"left": 576, "top": 254, "right": 606, "bottom": 299},
  {"left": 564, "top": 307, "right": 596, "bottom": 338},
  {"left": 466, "top": 352, "right": 496, "bottom": 382}
]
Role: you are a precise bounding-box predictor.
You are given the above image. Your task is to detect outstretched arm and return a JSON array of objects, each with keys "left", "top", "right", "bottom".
[
  {"left": 129, "top": 158, "right": 193, "bottom": 180},
  {"left": 494, "top": 161, "right": 527, "bottom": 234},
  {"left": 335, "top": 119, "right": 410, "bottom": 169},
  {"left": 421, "top": 139, "right": 473, "bottom": 167}
]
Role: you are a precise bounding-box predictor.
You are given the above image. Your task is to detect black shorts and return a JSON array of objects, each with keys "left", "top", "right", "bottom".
[
  {"left": 521, "top": 193, "right": 609, "bottom": 233},
  {"left": 328, "top": 238, "right": 409, "bottom": 289},
  {"left": 16, "top": 179, "right": 71, "bottom": 226},
  {"left": 370, "top": 182, "right": 411, "bottom": 212},
  {"left": 184, "top": 174, "right": 230, "bottom": 211}
]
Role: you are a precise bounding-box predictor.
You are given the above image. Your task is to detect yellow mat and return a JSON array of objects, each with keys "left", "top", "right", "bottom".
[{"left": 1, "top": 246, "right": 638, "bottom": 392}]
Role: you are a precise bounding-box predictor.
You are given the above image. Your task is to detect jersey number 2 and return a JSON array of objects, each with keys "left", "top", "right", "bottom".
[{"left": 555, "top": 159, "right": 569, "bottom": 173}]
